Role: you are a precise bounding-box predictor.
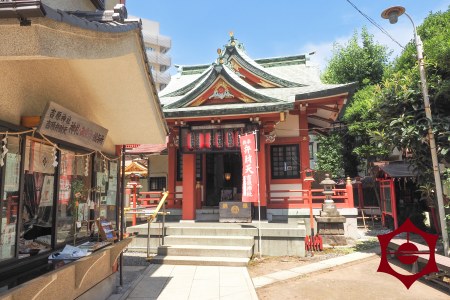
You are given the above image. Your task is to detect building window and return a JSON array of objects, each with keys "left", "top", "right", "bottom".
[
  {"left": 176, "top": 152, "right": 202, "bottom": 181},
  {"left": 309, "top": 143, "right": 314, "bottom": 159},
  {"left": 149, "top": 177, "right": 167, "bottom": 191},
  {"left": 270, "top": 144, "right": 300, "bottom": 179}
]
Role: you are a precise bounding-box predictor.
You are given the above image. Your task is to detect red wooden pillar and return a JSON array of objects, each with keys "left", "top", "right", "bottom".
[
  {"left": 299, "top": 106, "right": 310, "bottom": 188},
  {"left": 167, "top": 132, "right": 177, "bottom": 208},
  {"left": 346, "top": 177, "right": 354, "bottom": 208},
  {"left": 258, "top": 131, "right": 267, "bottom": 207},
  {"left": 182, "top": 153, "right": 196, "bottom": 220}
]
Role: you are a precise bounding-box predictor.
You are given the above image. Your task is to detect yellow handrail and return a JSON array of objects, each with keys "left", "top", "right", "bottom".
[
  {"left": 147, "top": 191, "right": 169, "bottom": 223},
  {"left": 146, "top": 191, "right": 169, "bottom": 258}
]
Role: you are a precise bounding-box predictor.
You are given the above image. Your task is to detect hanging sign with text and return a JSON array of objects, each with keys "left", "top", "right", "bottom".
[
  {"left": 37, "top": 101, "right": 108, "bottom": 151},
  {"left": 240, "top": 133, "right": 258, "bottom": 203}
]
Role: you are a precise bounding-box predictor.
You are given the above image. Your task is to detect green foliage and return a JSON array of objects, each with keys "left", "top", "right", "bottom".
[
  {"left": 373, "top": 8, "right": 450, "bottom": 185},
  {"left": 322, "top": 27, "right": 390, "bottom": 88},
  {"left": 315, "top": 133, "right": 344, "bottom": 178},
  {"left": 395, "top": 8, "right": 450, "bottom": 78},
  {"left": 343, "top": 85, "right": 391, "bottom": 167},
  {"left": 322, "top": 28, "right": 391, "bottom": 174}
]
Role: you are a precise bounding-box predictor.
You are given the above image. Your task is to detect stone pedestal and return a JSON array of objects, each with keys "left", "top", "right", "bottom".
[{"left": 315, "top": 203, "right": 347, "bottom": 246}]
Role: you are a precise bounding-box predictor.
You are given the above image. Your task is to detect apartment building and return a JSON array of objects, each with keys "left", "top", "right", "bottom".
[{"left": 141, "top": 18, "right": 172, "bottom": 91}]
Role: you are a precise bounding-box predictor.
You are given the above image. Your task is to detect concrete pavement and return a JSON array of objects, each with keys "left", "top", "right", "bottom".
[
  {"left": 255, "top": 255, "right": 449, "bottom": 300},
  {"left": 109, "top": 246, "right": 448, "bottom": 299},
  {"left": 111, "top": 264, "right": 258, "bottom": 300}
]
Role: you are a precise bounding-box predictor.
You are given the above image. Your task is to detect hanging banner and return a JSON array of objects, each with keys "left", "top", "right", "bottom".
[
  {"left": 37, "top": 101, "right": 108, "bottom": 151},
  {"left": 240, "top": 133, "right": 258, "bottom": 202}
]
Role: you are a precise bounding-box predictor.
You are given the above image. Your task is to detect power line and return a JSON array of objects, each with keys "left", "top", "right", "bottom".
[{"left": 346, "top": 0, "right": 404, "bottom": 49}]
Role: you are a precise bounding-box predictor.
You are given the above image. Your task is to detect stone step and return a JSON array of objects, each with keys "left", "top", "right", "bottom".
[
  {"left": 164, "top": 235, "right": 254, "bottom": 247},
  {"left": 165, "top": 226, "right": 259, "bottom": 236},
  {"left": 149, "top": 255, "right": 249, "bottom": 267},
  {"left": 157, "top": 245, "right": 253, "bottom": 258}
]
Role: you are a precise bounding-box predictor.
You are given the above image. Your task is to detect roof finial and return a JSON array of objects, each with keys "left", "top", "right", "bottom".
[
  {"left": 229, "top": 31, "right": 236, "bottom": 46},
  {"left": 217, "top": 48, "right": 223, "bottom": 64}
]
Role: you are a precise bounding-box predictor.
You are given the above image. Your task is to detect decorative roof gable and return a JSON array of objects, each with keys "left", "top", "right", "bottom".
[
  {"left": 189, "top": 78, "right": 256, "bottom": 106},
  {"left": 164, "top": 64, "right": 282, "bottom": 109},
  {"left": 125, "top": 161, "right": 147, "bottom": 174},
  {"left": 221, "top": 44, "right": 304, "bottom": 88}
]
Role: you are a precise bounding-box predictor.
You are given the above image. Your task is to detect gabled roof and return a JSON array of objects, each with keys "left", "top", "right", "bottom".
[
  {"left": 164, "top": 64, "right": 284, "bottom": 109},
  {"left": 160, "top": 34, "right": 355, "bottom": 122},
  {"left": 125, "top": 161, "right": 147, "bottom": 175}
]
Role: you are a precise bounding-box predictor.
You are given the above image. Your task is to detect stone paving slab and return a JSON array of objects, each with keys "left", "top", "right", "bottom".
[{"left": 114, "top": 263, "right": 258, "bottom": 300}]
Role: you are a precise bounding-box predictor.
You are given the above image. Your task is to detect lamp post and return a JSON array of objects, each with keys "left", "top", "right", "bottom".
[{"left": 382, "top": 6, "right": 449, "bottom": 257}]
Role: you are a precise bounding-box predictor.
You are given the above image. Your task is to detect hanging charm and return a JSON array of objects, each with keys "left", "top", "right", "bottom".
[
  {"left": 0, "top": 133, "right": 8, "bottom": 167},
  {"left": 103, "top": 157, "right": 107, "bottom": 173},
  {"left": 84, "top": 155, "right": 90, "bottom": 176},
  {"left": 52, "top": 145, "right": 58, "bottom": 167}
]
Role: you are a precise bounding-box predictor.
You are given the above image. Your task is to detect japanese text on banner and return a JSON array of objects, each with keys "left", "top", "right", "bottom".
[{"left": 240, "top": 133, "right": 258, "bottom": 203}]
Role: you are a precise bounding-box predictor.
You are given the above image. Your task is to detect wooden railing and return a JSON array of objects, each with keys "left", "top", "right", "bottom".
[
  {"left": 131, "top": 190, "right": 183, "bottom": 209},
  {"left": 268, "top": 180, "right": 354, "bottom": 209}
]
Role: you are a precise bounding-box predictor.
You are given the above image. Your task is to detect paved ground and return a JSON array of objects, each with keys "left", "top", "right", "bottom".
[
  {"left": 109, "top": 248, "right": 449, "bottom": 300},
  {"left": 255, "top": 255, "right": 449, "bottom": 300},
  {"left": 110, "top": 263, "right": 257, "bottom": 300},
  {"left": 108, "top": 227, "right": 449, "bottom": 300}
]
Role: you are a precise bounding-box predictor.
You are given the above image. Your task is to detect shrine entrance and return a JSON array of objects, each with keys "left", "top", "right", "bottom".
[{"left": 204, "top": 153, "right": 242, "bottom": 207}]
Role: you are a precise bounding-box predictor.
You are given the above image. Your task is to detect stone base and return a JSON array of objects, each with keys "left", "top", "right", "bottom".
[
  {"left": 316, "top": 219, "right": 345, "bottom": 235},
  {"left": 320, "top": 203, "right": 342, "bottom": 217},
  {"left": 316, "top": 214, "right": 347, "bottom": 246},
  {"left": 320, "top": 234, "right": 347, "bottom": 246}
]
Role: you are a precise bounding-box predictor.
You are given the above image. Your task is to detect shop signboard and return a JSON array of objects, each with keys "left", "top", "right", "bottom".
[{"left": 37, "top": 101, "right": 108, "bottom": 151}]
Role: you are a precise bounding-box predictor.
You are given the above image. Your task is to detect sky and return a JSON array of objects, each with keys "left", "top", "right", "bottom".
[{"left": 126, "top": 0, "right": 450, "bottom": 74}]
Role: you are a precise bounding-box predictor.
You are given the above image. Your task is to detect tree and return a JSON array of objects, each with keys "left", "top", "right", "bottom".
[
  {"left": 315, "top": 133, "right": 344, "bottom": 178},
  {"left": 375, "top": 8, "right": 450, "bottom": 185},
  {"left": 320, "top": 28, "right": 391, "bottom": 175},
  {"left": 322, "top": 27, "right": 390, "bottom": 88}
]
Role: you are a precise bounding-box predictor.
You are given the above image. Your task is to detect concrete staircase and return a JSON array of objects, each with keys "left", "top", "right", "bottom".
[{"left": 150, "top": 226, "right": 254, "bottom": 266}]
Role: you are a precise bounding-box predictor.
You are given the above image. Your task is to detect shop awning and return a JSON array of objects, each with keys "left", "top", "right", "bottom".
[{"left": 0, "top": 3, "right": 168, "bottom": 154}]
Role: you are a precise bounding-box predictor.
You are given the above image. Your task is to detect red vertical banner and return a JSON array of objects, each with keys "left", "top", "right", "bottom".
[{"left": 240, "top": 133, "right": 258, "bottom": 202}]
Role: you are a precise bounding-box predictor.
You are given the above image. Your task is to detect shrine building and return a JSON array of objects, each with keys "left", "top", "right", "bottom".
[{"left": 157, "top": 34, "right": 357, "bottom": 223}]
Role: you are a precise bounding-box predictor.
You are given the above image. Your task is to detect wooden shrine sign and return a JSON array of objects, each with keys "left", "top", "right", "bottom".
[{"left": 37, "top": 101, "right": 108, "bottom": 151}]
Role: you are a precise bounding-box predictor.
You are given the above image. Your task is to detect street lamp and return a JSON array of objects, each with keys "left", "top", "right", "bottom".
[{"left": 382, "top": 6, "right": 449, "bottom": 257}]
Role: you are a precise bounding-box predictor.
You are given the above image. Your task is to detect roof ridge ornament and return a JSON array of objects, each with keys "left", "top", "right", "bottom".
[
  {"left": 217, "top": 48, "right": 224, "bottom": 64},
  {"left": 229, "top": 31, "right": 236, "bottom": 46}
]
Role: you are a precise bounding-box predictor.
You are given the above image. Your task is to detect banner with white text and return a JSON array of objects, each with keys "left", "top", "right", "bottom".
[{"left": 240, "top": 133, "right": 258, "bottom": 203}]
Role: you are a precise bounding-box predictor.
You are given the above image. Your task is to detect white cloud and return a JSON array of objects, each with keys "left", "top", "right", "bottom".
[
  {"left": 300, "top": 35, "right": 352, "bottom": 72},
  {"left": 300, "top": 20, "right": 424, "bottom": 72}
]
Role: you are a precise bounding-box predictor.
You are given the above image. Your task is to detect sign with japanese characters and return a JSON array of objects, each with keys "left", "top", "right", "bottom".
[
  {"left": 240, "top": 133, "right": 258, "bottom": 202},
  {"left": 37, "top": 102, "right": 108, "bottom": 151}
]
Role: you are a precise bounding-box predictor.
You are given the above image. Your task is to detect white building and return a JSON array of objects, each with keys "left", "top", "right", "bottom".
[{"left": 140, "top": 18, "right": 172, "bottom": 91}]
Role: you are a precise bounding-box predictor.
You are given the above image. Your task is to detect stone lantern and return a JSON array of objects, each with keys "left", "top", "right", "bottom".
[
  {"left": 315, "top": 174, "right": 347, "bottom": 245},
  {"left": 320, "top": 174, "right": 335, "bottom": 205}
]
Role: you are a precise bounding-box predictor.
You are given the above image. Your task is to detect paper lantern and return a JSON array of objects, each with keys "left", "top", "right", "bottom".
[
  {"left": 235, "top": 130, "right": 241, "bottom": 147},
  {"left": 195, "top": 132, "right": 205, "bottom": 149},
  {"left": 186, "top": 132, "right": 195, "bottom": 150},
  {"left": 214, "top": 130, "right": 223, "bottom": 148},
  {"left": 225, "top": 129, "right": 235, "bottom": 148},
  {"left": 205, "top": 131, "right": 213, "bottom": 149}
]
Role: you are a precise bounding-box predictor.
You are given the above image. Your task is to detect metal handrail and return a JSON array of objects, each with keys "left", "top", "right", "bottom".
[{"left": 146, "top": 191, "right": 169, "bottom": 257}]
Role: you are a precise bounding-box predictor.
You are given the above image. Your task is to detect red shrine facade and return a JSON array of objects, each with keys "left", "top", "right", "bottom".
[{"left": 158, "top": 34, "right": 356, "bottom": 221}]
